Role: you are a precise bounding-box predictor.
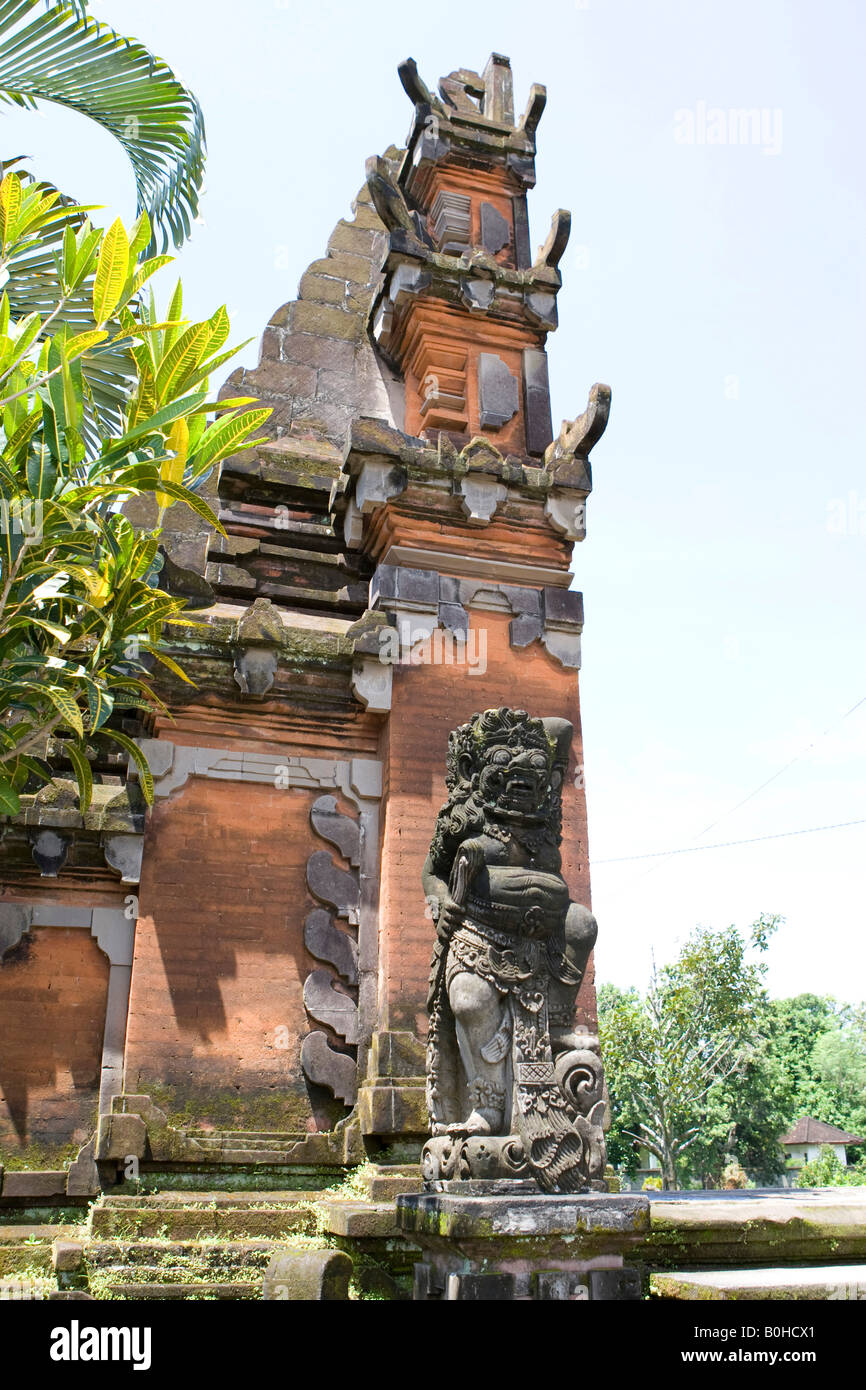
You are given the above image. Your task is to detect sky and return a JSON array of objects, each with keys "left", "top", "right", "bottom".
[{"left": 6, "top": 0, "right": 864, "bottom": 1002}]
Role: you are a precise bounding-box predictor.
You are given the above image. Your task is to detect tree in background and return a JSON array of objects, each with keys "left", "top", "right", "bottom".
[
  {"left": 682, "top": 1024, "right": 791, "bottom": 1187},
  {"left": 0, "top": 7, "right": 269, "bottom": 813},
  {"left": 596, "top": 982, "right": 644, "bottom": 1180},
  {"left": 599, "top": 915, "right": 781, "bottom": 1189},
  {"left": 812, "top": 1018, "right": 866, "bottom": 1136},
  {"left": 761, "top": 994, "right": 866, "bottom": 1140},
  {"left": 764, "top": 994, "right": 838, "bottom": 1120},
  {"left": 0, "top": 0, "right": 204, "bottom": 251},
  {"left": 602, "top": 952, "right": 866, "bottom": 1189}
]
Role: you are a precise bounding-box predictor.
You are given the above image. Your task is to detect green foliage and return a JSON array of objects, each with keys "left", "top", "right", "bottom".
[
  {"left": 797, "top": 1144, "right": 866, "bottom": 1188},
  {"left": 596, "top": 981, "right": 644, "bottom": 1177},
  {"left": 0, "top": 177, "right": 270, "bottom": 812},
  {"left": 765, "top": 994, "right": 838, "bottom": 1116},
  {"left": 599, "top": 915, "right": 782, "bottom": 1189},
  {"left": 761, "top": 994, "right": 866, "bottom": 1139},
  {"left": 0, "top": 0, "right": 205, "bottom": 252},
  {"left": 602, "top": 938, "right": 866, "bottom": 1191},
  {"left": 812, "top": 1026, "right": 866, "bottom": 1134},
  {"left": 683, "top": 1021, "right": 791, "bottom": 1188}
]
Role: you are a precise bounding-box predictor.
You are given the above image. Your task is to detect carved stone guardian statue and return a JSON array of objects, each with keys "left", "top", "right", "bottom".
[{"left": 421, "top": 707, "right": 607, "bottom": 1192}]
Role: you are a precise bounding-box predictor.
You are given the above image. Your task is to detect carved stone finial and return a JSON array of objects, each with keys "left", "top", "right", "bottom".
[
  {"left": 546, "top": 382, "right": 612, "bottom": 468},
  {"left": 421, "top": 707, "right": 607, "bottom": 1192},
  {"left": 534, "top": 208, "right": 572, "bottom": 270},
  {"left": 398, "top": 57, "right": 446, "bottom": 116},
  {"left": 233, "top": 597, "right": 284, "bottom": 698},
  {"left": 364, "top": 156, "right": 431, "bottom": 247}
]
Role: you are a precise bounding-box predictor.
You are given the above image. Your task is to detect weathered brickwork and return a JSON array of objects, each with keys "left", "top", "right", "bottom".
[
  {"left": 376, "top": 611, "right": 594, "bottom": 1040},
  {"left": 0, "top": 927, "right": 108, "bottom": 1151},
  {"left": 123, "top": 777, "right": 356, "bottom": 1133}
]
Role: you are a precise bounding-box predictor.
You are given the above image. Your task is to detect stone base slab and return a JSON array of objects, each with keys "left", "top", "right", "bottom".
[
  {"left": 397, "top": 1188, "right": 649, "bottom": 1300},
  {"left": 648, "top": 1189, "right": 866, "bottom": 1267},
  {"left": 652, "top": 1263, "right": 866, "bottom": 1301}
]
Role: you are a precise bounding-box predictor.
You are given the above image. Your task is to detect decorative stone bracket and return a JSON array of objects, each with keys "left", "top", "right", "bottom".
[
  {"left": 369, "top": 563, "right": 584, "bottom": 669},
  {"left": 3, "top": 779, "right": 146, "bottom": 884},
  {"left": 458, "top": 473, "right": 508, "bottom": 524},
  {"left": 233, "top": 597, "right": 285, "bottom": 698},
  {"left": 301, "top": 795, "right": 362, "bottom": 1107}
]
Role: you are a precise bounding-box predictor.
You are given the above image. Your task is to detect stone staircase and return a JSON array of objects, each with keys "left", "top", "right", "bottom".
[
  {"left": 81, "top": 1190, "right": 326, "bottom": 1299},
  {"left": 3, "top": 1183, "right": 864, "bottom": 1301},
  {"left": 0, "top": 1182, "right": 419, "bottom": 1300}
]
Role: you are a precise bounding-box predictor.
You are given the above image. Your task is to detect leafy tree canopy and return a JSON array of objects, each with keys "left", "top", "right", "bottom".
[
  {"left": 599, "top": 915, "right": 781, "bottom": 1189},
  {"left": 0, "top": 174, "right": 269, "bottom": 813}
]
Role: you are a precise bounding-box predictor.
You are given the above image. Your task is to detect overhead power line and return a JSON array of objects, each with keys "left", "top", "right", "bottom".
[
  {"left": 599, "top": 691, "right": 866, "bottom": 898},
  {"left": 591, "top": 817, "right": 866, "bottom": 865},
  {"left": 693, "top": 694, "right": 866, "bottom": 841}
]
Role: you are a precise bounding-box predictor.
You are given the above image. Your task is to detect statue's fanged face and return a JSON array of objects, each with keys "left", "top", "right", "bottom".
[{"left": 478, "top": 743, "right": 552, "bottom": 819}]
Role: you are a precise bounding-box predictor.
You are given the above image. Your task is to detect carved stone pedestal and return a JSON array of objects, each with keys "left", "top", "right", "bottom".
[
  {"left": 421, "top": 1135, "right": 610, "bottom": 1187},
  {"left": 397, "top": 1184, "right": 649, "bottom": 1301}
]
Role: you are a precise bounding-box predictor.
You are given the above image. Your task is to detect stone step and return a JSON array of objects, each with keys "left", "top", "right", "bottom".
[
  {"left": 0, "top": 1223, "right": 82, "bottom": 1242},
  {"left": 106, "top": 1282, "right": 259, "bottom": 1300},
  {"left": 184, "top": 1136, "right": 308, "bottom": 1155},
  {"left": 90, "top": 1202, "right": 319, "bottom": 1240},
  {"left": 86, "top": 1238, "right": 278, "bottom": 1270},
  {"left": 649, "top": 1190, "right": 866, "bottom": 1266},
  {"left": 183, "top": 1132, "right": 309, "bottom": 1143},
  {"left": 183, "top": 1143, "right": 304, "bottom": 1158},
  {"left": 652, "top": 1264, "right": 866, "bottom": 1301},
  {"left": 85, "top": 1238, "right": 284, "bottom": 1301},
  {"left": 0, "top": 1274, "right": 54, "bottom": 1299},
  {"left": 100, "top": 1189, "right": 323, "bottom": 1209},
  {"left": 0, "top": 1240, "right": 54, "bottom": 1275},
  {"left": 358, "top": 1165, "right": 423, "bottom": 1202}
]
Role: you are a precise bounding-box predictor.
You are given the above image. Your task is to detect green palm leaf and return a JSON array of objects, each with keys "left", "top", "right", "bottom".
[{"left": 0, "top": 1, "right": 205, "bottom": 253}]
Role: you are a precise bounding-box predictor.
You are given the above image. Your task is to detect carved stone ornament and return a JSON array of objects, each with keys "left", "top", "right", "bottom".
[
  {"left": 232, "top": 597, "right": 284, "bottom": 698},
  {"left": 421, "top": 707, "right": 607, "bottom": 1192}
]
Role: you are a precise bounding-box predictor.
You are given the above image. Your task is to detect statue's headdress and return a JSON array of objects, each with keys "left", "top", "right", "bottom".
[{"left": 429, "top": 707, "right": 571, "bottom": 875}]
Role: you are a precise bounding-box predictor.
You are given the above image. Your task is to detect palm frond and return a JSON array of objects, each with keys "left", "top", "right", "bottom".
[
  {"left": 0, "top": 0, "right": 205, "bottom": 252},
  {"left": 1, "top": 173, "right": 133, "bottom": 439}
]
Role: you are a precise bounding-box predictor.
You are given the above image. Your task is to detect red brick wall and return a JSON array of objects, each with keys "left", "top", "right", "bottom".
[
  {"left": 124, "top": 777, "right": 352, "bottom": 1132},
  {"left": 377, "top": 610, "right": 596, "bottom": 1039},
  {"left": 0, "top": 927, "right": 108, "bottom": 1151}
]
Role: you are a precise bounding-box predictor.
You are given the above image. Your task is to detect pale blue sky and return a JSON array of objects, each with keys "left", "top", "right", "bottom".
[{"left": 7, "top": 0, "right": 865, "bottom": 1000}]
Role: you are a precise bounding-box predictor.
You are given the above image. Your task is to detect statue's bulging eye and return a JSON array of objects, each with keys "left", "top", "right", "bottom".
[
  {"left": 489, "top": 748, "right": 510, "bottom": 766},
  {"left": 529, "top": 753, "right": 548, "bottom": 771}
]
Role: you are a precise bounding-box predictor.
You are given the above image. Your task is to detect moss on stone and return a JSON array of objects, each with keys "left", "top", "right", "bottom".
[
  {"left": 141, "top": 1082, "right": 315, "bottom": 1135},
  {"left": 0, "top": 1138, "right": 81, "bottom": 1171}
]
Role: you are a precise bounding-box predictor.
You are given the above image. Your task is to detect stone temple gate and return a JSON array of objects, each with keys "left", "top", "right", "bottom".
[{"left": 0, "top": 53, "right": 611, "bottom": 1190}]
